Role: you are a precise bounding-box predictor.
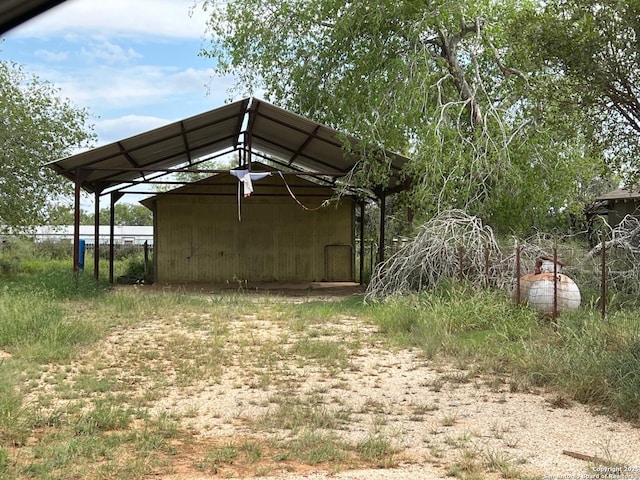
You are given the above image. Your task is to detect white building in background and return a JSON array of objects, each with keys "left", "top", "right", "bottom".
[{"left": 19, "top": 226, "right": 154, "bottom": 246}]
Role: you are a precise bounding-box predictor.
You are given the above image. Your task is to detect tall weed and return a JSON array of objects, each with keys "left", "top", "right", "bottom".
[
  {"left": 0, "top": 376, "right": 29, "bottom": 446},
  {"left": 0, "top": 291, "right": 102, "bottom": 362},
  {"left": 370, "top": 280, "right": 640, "bottom": 421}
]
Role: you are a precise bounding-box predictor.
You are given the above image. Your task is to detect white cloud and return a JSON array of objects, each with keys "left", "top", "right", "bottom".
[
  {"left": 80, "top": 41, "right": 142, "bottom": 65},
  {"left": 35, "top": 62, "right": 234, "bottom": 112},
  {"left": 34, "top": 49, "right": 69, "bottom": 62},
  {"left": 9, "top": 0, "right": 210, "bottom": 40},
  {"left": 170, "top": 67, "right": 217, "bottom": 91},
  {"left": 1, "top": 0, "right": 245, "bottom": 148},
  {"left": 56, "top": 65, "right": 178, "bottom": 109},
  {"left": 96, "top": 114, "right": 170, "bottom": 144}
]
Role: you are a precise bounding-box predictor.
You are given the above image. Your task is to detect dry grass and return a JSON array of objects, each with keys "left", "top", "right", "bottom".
[{"left": 2, "top": 286, "right": 640, "bottom": 479}]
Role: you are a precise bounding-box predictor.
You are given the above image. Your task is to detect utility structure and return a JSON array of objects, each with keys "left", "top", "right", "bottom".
[{"left": 46, "top": 98, "right": 410, "bottom": 285}]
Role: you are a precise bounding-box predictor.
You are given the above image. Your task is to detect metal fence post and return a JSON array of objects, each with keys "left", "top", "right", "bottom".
[
  {"left": 515, "top": 239, "right": 521, "bottom": 305},
  {"left": 552, "top": 236, "right": 558, "bottom": 332},
  {"left": 601, "top": 226, "right": 607, "bottom": 321}
]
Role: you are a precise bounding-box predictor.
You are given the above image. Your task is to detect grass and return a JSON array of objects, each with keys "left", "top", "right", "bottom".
[
  {"left": 357, "top": 434, "right": 399, "bottom": 467},
  {"left": 286, "top": 430, "right": 349, "bottom": 465},
  {"left": 369, "top": 280, "right": 640, "bottom": 422},
  {"left": 199, "top": 442, "right": 239, "bottom": 473},
  {"left": 0, "top": 292, "right": 102, "bottom": 362},
  {"left": 257, "top": 396, "right": 343, "bottom": 432},
  {"left": 291, "top": 338, "right": 350, "bottom": 369},
  {"left": 1, "top": 243, "right": 640, "bottom": 478}
]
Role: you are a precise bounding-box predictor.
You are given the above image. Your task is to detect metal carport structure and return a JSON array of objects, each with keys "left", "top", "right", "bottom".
[{"left": 46, "top": 97, "right": 410, "bottom": 284}]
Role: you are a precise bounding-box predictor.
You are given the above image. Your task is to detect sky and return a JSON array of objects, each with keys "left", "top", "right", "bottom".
[{"left": 0, "top": 0, "right": 239, "bottom": 147}]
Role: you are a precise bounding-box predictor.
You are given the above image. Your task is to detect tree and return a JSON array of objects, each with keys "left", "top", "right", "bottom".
[
  {"left": 48, "top": 203, "right": 93, "bottom": 225},
  {"left": 509, "top": 0, "right": 640, "bottom": 183},
  {"left": 152, "top": 157, "right": 236, "bottom": 193},
  {"left": 49, "top": 203, "right": 153, "bottom": 226},
  {"left": 0, "top": 60, "right": 95, "bottom": 230},
  {"left": 102, "top": 203, "right": 152, "bottom": 226},
  {"left": 200, "top": 0, "right": 605, "bottom": 234}
]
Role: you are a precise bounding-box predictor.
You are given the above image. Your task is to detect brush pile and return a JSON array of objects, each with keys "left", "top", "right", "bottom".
[{"left": 366, "top": 210, "right": 502, "bottom": 300}]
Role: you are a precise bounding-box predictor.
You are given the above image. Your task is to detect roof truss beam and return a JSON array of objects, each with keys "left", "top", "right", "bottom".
[{"left": 46, "top": 97, "right": 409, "bottom": 197}]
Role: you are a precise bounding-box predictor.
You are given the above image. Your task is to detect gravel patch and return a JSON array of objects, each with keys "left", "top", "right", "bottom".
[{"left": 43, "top": 291, "right": 640, "bottom": 479}]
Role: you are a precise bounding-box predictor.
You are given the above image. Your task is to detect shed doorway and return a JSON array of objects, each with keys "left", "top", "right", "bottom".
[{"left": 324, "top": 244, "right": 353, "bottom": 281}]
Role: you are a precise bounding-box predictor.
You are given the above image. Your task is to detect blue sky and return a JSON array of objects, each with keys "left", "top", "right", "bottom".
[{"left": 0, "top": 0, "right": 239, "bottom": 146}]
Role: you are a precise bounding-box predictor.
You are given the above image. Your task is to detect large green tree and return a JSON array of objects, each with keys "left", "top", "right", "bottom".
[
  {"left": 201, "top": 0, "right": 604, "bottom": 233},
  {"left": 49, "top": 203, "right": 153, "bottom": 226},
  {"left": 0, "top": 60, "right": 95, "bottom": 230},
  {"left": 510, "top": 0, "right": 640, "bottom": 183}
]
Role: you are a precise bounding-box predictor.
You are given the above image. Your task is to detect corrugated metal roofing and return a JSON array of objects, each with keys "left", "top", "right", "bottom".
[
  {"left": 47, "top": 99, "right": 250, "bottom": 193},
  {"left": 248, "top": 100, "right": 407, "bottom": 180},
  {"left": 596, "top": 188, "right": 640, "bottom": 202},
  {"left": 46, "top": 98, "right": 410, "bottom": 195}
]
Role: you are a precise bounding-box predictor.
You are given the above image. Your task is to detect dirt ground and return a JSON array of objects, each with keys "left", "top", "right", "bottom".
[
  {"left": 93, "top": 284, "right": 640, "bottom": 478},
  {"left": 140, "top": 281, "right": 366, "bottom": 298}
]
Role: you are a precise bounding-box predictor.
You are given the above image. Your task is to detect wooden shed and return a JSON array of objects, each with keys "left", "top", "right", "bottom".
[
  {"left": 142, "top": 164, "right": 355, "bottom": 283},
  {"left": 591, "top": 187, "right": 640, "bottom": 227},
  {"left": 46, "top": 98, "right": 409, "bottom": 285}
]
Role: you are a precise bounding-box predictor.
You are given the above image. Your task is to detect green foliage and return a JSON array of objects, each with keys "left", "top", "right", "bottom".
[
  {"left": 0, "top": 376, "right": 29, "bottom": 446},
  {"left": 0, "top": 60, "right": 95, "bottom": 229},
  {"left": 0, "top": 255, "right": 19, "bottom": 277},
  {"left": 49, "top": 203, "right": 154, "bottom": 226},
  {"left": 122, "top": 254, "right": 146, "bottom": 276},
  {"left": 4, "top": 263, "right": 107, "bottom": 300},
  {"left": 259, "top": 398, "right": 339, "bottom": 432},
  {"left": 0, "top": 241, "right": 108, "bottom": 364},
  {"left": 0, "top": 447, "right": 8, "bottom": 474},
  {"left": 287, "top": 430, "right": 347, "bottom": 464},
  {"left": 508, "top": 0, "right": 640, "bottom": 182},
  {"left": 0, "top": 290, "right": 102, "bottom": 362},
  {"left": 607, "top": 337, "right": 640, "bottom": 417},
  {"left": 292, "top": 338, "right": 349, "bottom": 369},
  {"left": 370, "top": 282, "right": 640, "bottom": 421},
  {"left": 201, "top": 0, "right": 605, "bottom": 234},
  {"left": 74, "top": 402, "right": 133, "bottom": 435},
  {"left": 357, "top": 435, "right": 397, "bottom": 467},
  {"left": 32, "top": 240, "right": 73, "bottom": 260},
  {"left": 200, "top": 443, "right": 238, "bottom": 473}
]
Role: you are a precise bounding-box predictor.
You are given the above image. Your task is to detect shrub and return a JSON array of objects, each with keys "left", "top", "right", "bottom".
[
  {"left": 0, "top": 256, "right": 20, "bottom": 276},
  {"left": 33, "top": 240, "right": 72, "bottom": 260}
]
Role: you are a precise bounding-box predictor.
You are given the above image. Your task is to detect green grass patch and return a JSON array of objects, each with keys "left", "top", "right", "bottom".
[
  {"left": 199, "top": 442, "right": 239, "bottom": 473},
  {"left": 0, "top": 291, "right": 102, "bottom": 362},
  {"left": 7, "top": 407, "right": 180, "bottom": 479},
  {"left": 286, "top": 296, "right": 366, "bottom": 331},
  {"left": 357, "top": 434, "right": 398, "bottom": 467},
  {"left": 258, "top": 396, "right": 341, "bottom": 432},
  {"left": 369, "top": 280, "right": 640, "bottom": 422},
  {"left": 197, "top": 438, "right": 264, "bottom": 474},
  {"left": 286, "top": 430, "right": 348, "bottom": 465},
  {"left": 291, "top": 338, "right": 349, "bottom": 369}
]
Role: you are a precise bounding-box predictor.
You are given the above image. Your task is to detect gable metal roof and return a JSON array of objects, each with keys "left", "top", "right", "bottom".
[
  {"left": 247, "top": 99, "right": 408, "bottom": 182},
  {"left": 596, "top": 187, "right": 640, "bottom": 202},
  {"left": 47, "top": 99, "right": 250, "bottom": 193},
  {"left": 46, "top": 98, "right": 410, "bottom": 195}
]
